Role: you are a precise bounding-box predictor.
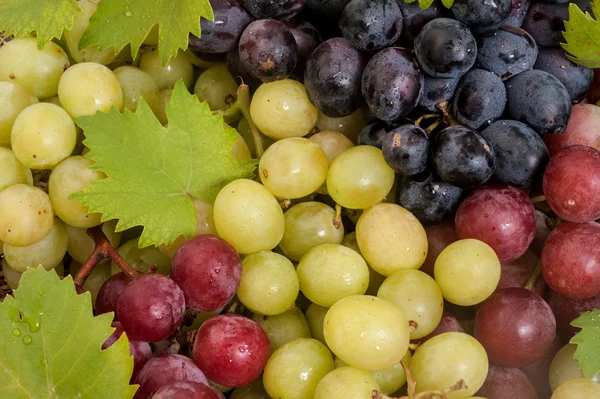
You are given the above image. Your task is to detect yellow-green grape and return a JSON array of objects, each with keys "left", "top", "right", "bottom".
[
  {"left": 194, "top": 65, "right": 239, "bottom": 111},
  {"left": 0, "top": 82, "right": 38, "bottom": 146},
  {"left": 434, "top": 239, "right": 501, "bottom": 306},
  {"left": 66, "top": 220, "right": 122, "bottom": 264},
  {"left": 411, "top": 332, "right": 488, "bottom": 399},
  {"left": 58, "top": 62, "right": 123, "bottom": 118},
  {"left": 48, "top": 156, "right": 104, "bottom": 228},
  {"left": 263, "top": 338, "right": 334, "bottom": 399},
  {"left": 315, "top": 108, "right": 366, "bottom": 143},
  {"left": 113, "top": 66, "right": 160, "bottom": 113},
  {"left": 297, "top": 244, "right": 369, "bottom": 307},
  {"left": 377, "top": 269, "right": 444, "bottom": 340},
  {"left": 0, "top": 38, "right": 69, "bottom": 99},
  {"left": 308, "top": 131, "right": 354, "bottom": 165},
  {"left": 71, "top": 259, "right": 111, "bottom": 308},
  {"left": 314, "top": 366, "right": 380, "bottom": 399},
  {"left": 341, "top": 232, "right": 386, "bottom": 296},
  {"left": 143, "top": 25, "right": 159, "bottom": 45},
  {"left": 0, "top": 147, "right": 32, "bottom": 192},
  {"left": 11, "top": 103, "right": 77, "bottom": 169},
  {"left": 251, "top": 307, "right": 311, "bottom": 354},
  {"left": 324, "top": 295, "right": 410, "bottom": 371},
  {"left": 236, "top": 117, "right": 274, "bottom": 158},
  {"left": 549, "top": 344, "right": 600, "bottom": 390},
  {"left": 250, "top": 80, "right": 318, "bottom": 140},
  {"left": 232, "top": 133, "right": 252, "bottom": 160},
  {"left": 356, "top": 203, "right": 428, "bottom": 276},
  {"left": 154, "top": 89, "right": 173, "bottom": 125},
  {"left": 139, "top": 47, "right": 194, "bottom": 90},
  {"left": 305, "top": 303, "right": 328, "bottom": 346},
  {"left": 214, "top": 179, "right": 284, "bottom": 254},
  {"left": 3, "top": 217, "right": 68, "bottom": 272},
  {"left": 0, "top": 184, "right": 54, "bottom": 247},
  {"left": 110, "top": 237, "right": 171, "bottom": 275},
  {"left": 238, "top": 251, "right": 299, "bottom": 315},
  {"left": 335, "top": 352, "right": 411, "bottom": 395},
  {"left": 230, "top": 378, "right": 270, "bottom": 399},
  {"left": 2, "top": 258, "right": 23, "bottom": 290},
  {"left": 185, "top": 49, "right": 223, "bottom": 69},
  {"left": 551, "top": 378, "right": 600, "bottom": 399},
  {"left": 326, "top": 146, "right": 395, "bottom": 209}
]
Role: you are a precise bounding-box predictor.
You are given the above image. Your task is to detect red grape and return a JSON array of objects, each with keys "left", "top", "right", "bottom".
[
  {"left": 543, "top": 145, "right": 600, "bottom": 222},
  {"left": 475, "top": 365, "right": 537, "bottom": 399},
  {"left": 412, "top": 310, "right": 464, "bottom": 345},
  {"left": 153, "top": 381, "right": 225, "bottom": 399},
  {"left": 541, "top": 221, "right": 600, "bottom": 300},
  {"left": 497, "top": 250, "right": 545, "bottom": 297},
  {"left": 102, "top": 321, "right": 152, "bottom": 377},
  {"left": 420, "top": 221, "right": 458, "bottom": 277},
  {"left": 193, "top": 314, "right": 270, "bottom": 388},
  {"left": 529, "top": 210, "right": 553, "bottom": 257},
  {"left": 96, "top": 272, "right": 131, "bottom": 316},
  {"left": 117, "top": 274, "right": 186, "bottom": 342},
  {"left": 547, "top": 289, "right": 600, "bottom": 342},
  {"left": 520, "top": 335, "right": 562, "bottom": 399},
  {"left": 171, "top": 234, "right": 242, "bottom": 312},
  {"left": 543, "top": 103, "right": 600, "bottom": 156},
  {"left": 455, "top": 185, "right": 536, "bottom": 263},
  {"left": 474, "top": 288, "right": 556, "bottom": 368}
]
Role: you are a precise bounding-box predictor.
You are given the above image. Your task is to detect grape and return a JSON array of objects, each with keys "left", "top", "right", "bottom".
[
  {"left": 102, "top": 321, "right": 152, "bottom": 377},
  {"left": 236, "top": 117, "right": 275, "bottom": 159},
  {"left": 505, "top": 0, "right": 530, "bottom": 27},
  {"left": 381, "top": 125, "right": 429, "bottom": 176},
  {"left": 520, "top": 335, "right": 562, "bottom": 399},
  {"left": 411, "top": 332, "right": 488, "bottom": 399},
  {"left": 544, "top": 104, "right": 600, "bottom": 156},
  {"left": 154, "top": 88, "right": 173, "bottom": 125},
  {"left": 534, "top": 48, "right": 593, "bottom": 103},
  {"left": 139, "top": 48, "right": 194, "bottom": 89},
  {"left": 249, "top": 80, "right": 318, "bottom": 140},
  {"left": 547, "top": 290, "right": 600, "bottom": 342},
  {"left": 110, "top": 237, "right": 171, "bottom": 275},
  {"left": 451, "top": 0, "right": 511, "bottom": 32},
  {"left": 2, "top": 258, "right": 27, "bottom": 290},
  {"left": 243, "top": 0, "right": 306, "bottom": 20},
  {"left": 305, "top": 303, "right": 328, "bottom": 345},
  {"left": 237, "top": 251, "right": 299, "bottom": 315},
  {"left": 357, "top": 121, "right": 393, "bottom": 149},
  {"left": 419, "top": 76, "right": 460, "bottom": 113},
  {"left": 399, "top": 1, "right": 444, "bottom": 44},
  {"left": 284, "top": 19, "right": 322, "bottom": 72},
  {"left": 336, "top": 351, "right": 411, "bottom": 394},
  {"left": 550, "top": 344, "right": 600, "bottom": 391},
  {"left": 230, "top": 378, "right": 270, "bottom": 399},
  {"left": 113, "top": 66, "right": 160, "bottom": 113},
  {"left": 314, "top": 366, "right": 380, "bottom": 399},
  {"left": 453, "top": 69, "right": 506, "bottom": 130},
  {"left": 455, "top": 185, "right": 536, "bottom": 263},
  {"left": 96, "top": 272, "right": 132, "bottom": 316},
  {"left": 117, "top": 274, "right": 186, "bottom": 342},
  {"left": 420, "top": 221, "right": 458, "bottom": 277},
  {"left": 522, "top": 1, "right": 591, "bottom": 48},
  {"left": 356, "top": 203, "right": 428, "bottom": 276},
  {"left": 324, "top": 295, "right": 410, "bottom": 371},
  {"left": 414, "top": 18, "right": 477, "bottom": 78},
  {"left": 66, "top": 220, "right": 121, "bottom": 264},
  {"left": 0, "top": 184, "right": 54, "bottom": 247},
  {"left": 11, "top": 103, "right": 77, "bottom": 169},
  {"left": 304, "top": 38, "right": 365, "bottom": 118},
  {"left": 551, "top": 378, "right": 600, "bottom": 399},
  {"left": 194, "top": 65, "right": 239, "bottom": 112},
  {"left": 308, "top": 131, "right": 354, "bottom": 165},
  {"left": 475, "top": 365, "right": 537, "bottom": 399},
  {"left": 497, "top": 250, "right": 545, "bottom": 295},
  {"left": 0, "top": 147, "right": 32, "bottom": 193},
  {"left": 154, "top": 381, "right": 225, "bottom": 399},
  {"left": 252, "top": 307, "right": 311, "bottom": 353},
  {"left": 432, "top": 125, "right": 496, "bottom": 188},
  {"left": 361, "top": 47, "right": 423, "bottom": 121},
  {"left": 541, "top": 221, "right": 600, "bottom": 300},
  {"left": 0, "top": 82, "right": 38, "bottom": 146},
  {"left": 412, "top": 311, "right": 465, "bottom": 346},
  {"left": 434, "top": 239, "right": 501, "bottom": 306},
  {"left": 339, "top": 0, "right": 402, "bottom": 51},
  {"left": 543, "top": 146, "right": 600, "bottom": 223},
  {"left": 70, "top": 259, "right": 111, "bottom": 306},
  {"left": 213, "top": 179, "right": 284, "bottom": 254},
  {"left": 314, "top": 107, "right": 365, "bottom": 143}
]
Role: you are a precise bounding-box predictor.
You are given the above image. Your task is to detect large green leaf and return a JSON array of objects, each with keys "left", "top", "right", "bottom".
[
  {"left": 570, "top": 309, "right": 600, "bottom": 379},
  {"left": 562, "top": 0, "right": 600, "bottom": 68}
]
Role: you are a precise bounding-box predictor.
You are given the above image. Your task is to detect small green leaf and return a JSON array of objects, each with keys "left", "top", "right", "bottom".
[
  {"left": 419, "top": 0, "right": 435, "bottom": 10},
  {"left": 440, "top": 0, "right": 455, "bottom": 8},
  {"left": 570, "top": 309, "right": 600, "bottom": 379},
  {"left": 0, "top": 267, "right": 137, "bottom": 399},
  {"left": 561, "top": 0, "right": 600, "bottom": 68}
]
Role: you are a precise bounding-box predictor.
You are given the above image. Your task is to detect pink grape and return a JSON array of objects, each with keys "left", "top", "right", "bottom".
[
  {"left": 96, "top": 272, "right": 131, "bottom": 316},
  {"left": 102, "top": 321, "right": 152, "bottom": 377},
  {"left": 420, "top": 221, "right": 458, "bottom": 277},
  {"left": 520, "top": 335, "right": 562, "bottom": 399},
  {"left": 412, "top": 310, "right": 464, "bottom": 345},
  {"left": 153, "top": 381, "right": 225, "bottom": 399},
  {"left": 547, "top": 289, "right": 600, "bottom": 342},
  {"left": 543, "top": 103, "right": 600, "bottom": 156},
  {"left": 529, "top": 210, "right": 553, "bottom": 257},
  {"left": 475, "top": 365, "right": 537, "bottom": 399},
  {"left": 497, "top": 250, "right": 545, "bottom": 296}
]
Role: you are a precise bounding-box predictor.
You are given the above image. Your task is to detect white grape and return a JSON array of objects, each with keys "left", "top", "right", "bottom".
[
  {"left": 0, "top": 82, "right": 38, "bottom": 146},
  {"left": 0, "top": 147, "right": 33, "bottom": 192}
]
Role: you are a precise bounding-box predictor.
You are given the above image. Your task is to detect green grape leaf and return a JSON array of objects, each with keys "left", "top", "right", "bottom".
[
  {"left": 561, "top": 0, "right": 600, "bottom": 68},
  {"left": 0, "top": 267, "right": 137, "bottom": 399},
  {"left": 80, "top": 0, "right": 214, "bottom": 66},
  {"left": 72, "top": 80, "right": 256, "bottom": 248},
  {"left": 570, "top": 309, "right": 600, "bottom": 379},
  {"left": 0, "top": 0, "right": 81, "bottom": 49},
  {"left": 419, "top": 0, "right": 435, "bottom": 10}
]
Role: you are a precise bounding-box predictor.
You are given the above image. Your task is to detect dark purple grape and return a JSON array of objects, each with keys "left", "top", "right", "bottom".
[
  {"left": 534, "top": 48, "right": 594, "bottom": 103},
  {"left": 242, "top": 0, "right": 307, "bottom": 20},
  {"left": 522, "top": 0, "right": 591, "bottom": 47},
  {"left": 188, "top": 0, "right": 253, "bottom": 54},
  {"left": 357, "top": 121, "right": 393, "bottom": 148},
  {"left": 283, "top": 19, "right": 322, "bottom": 68},
  {"left": 306, "top": 0, "right": 351, "bottom": 18},
  {"left": 476, "top": 365, "right": 538, "bottom": 399},
  {"left": 361, "top": 47, "right": 423, "bottom": 121},
  {"left": 304, "top": 38, "right": 365, "bottom": 117},
  {"left": 398, "top": 1, "right": 444, "bottom": 45},
  {"left": 414, "top": 18, "right": 477, "bottom": 78},
  {"left": 102, "top": 321, "right": 152, "bottom": 377},
  {"left": 505, "top": 70, "right": 572, "bottom": 134},
  {"left": 96, "top": 272, "right": 132, "bottom": 317},
  {"left": 238, "top": 19, "right": 297, "bottom": 82},
  {"left": 381, "top": 124, "right": 430, "bottom": 175},
  {"left": 154, "top": 382, "right": 225, "bottom": 399},
  {"left": 451, "top": 0, "right": 512, "bottom": 32},
  {"left": 504, "top": 0, "right": 530, "bottom": 27},
  {"left": 432, "top": 125, "right": 496, "bottom": 188},
  {"left": 453, "top": 69, "right": 507, "bottom": 130},
  {"left": 226, "top": 46, "right": 262, "bottom": 91},
  {"left": 418, "top": 75, "right": 460, "bottom": 113},
  {"left": 339, "top": 0, "right": 403, "bottom": 51}
]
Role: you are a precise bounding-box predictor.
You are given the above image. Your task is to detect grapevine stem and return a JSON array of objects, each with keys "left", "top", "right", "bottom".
[
  {"left": 524, "top": 260, "right": 543, "bottom": 291},
  {"left": 236, "top": 84, "right": 264, "bottom": 158},
  {"left": 425, "top": 120, "right": 441, "bottom": 135},
  {"left": 530, "top": 195, "right": 546, "bottom": 204},
  {"left": 436, "top": 101, "right": 459, "bottom": 126},
  {"left": 415, "top": 113, "right": 440, "bottom": 127},
  {"left": 333, "top": 204, "right": 343, "bottom": 229}
]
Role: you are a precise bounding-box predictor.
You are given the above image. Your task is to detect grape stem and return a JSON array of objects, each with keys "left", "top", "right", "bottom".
[
  {"left": 333, "top": 204, "right": 343, "bottom": 229},
  {"left": 414, "top": 113, "right": 440, "bottom": 128},
  {"left": 236, "top": 84, "right": 264, "bottom": 158},
  {"left": 530, "top": 195, "right": 546, "bottom": 204},
  {"left": 524, "top": 260, "right": 543, "bottom": 291},
  {"left": 436, "top": 101, "right": 459, "bottom": 126}
]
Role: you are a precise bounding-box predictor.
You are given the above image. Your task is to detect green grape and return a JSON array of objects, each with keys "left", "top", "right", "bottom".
[
  {"left": 297, "top": 244, "right": 369, "bottom": 307},
  {"left": 11, "top": 103, "right": 77, "bottom": 169},
  {"left": 210, "top": 381, "right": 233, "bottom": 393},
  {"left": 308, "top": 131, "right": 354, "bottom": 165},
  {"left": 110, "top": 237, "right": 171, "bottom": 275},
  {"left": 213, "top": 179, "right": 284, "bottom": 254},
  {"left": 58, "top": 62, "right": 123, "bottom": 118},
  {"left": 236, "top": 117, "right": 274, "bottom": 158},
  {"left": 341, "top": 232, "right": 386, "bottom": 296},
  {"left": 326, "top": 146, "right": 395, "bottom": 209},
  {"left": 232, "top": 132, "right": 252, "bottom": 160},
  {"left": 549, "top": 344, "right": 600, "bottom": 390},
  {"left": 194, "top": 64, "right": 239, "bottom": 111},
  {"left": 356, "top": 203, "right": 428, "bottom": 276},
  {"left": 66, "top": 220, "right": 122, "bottom": 264},
  {"left": 143, "top": 25, "right": 160, "bottom": 45},
  {"left": 154, "top": 89, "right": 173, "bottom": 125},
  {"left": 0, "top": 184, "right": 54, "bottom": 247},
  {"left": 48, "top": 156, "right": 104, "bottom": 228},
  {"left": 0, "top": 82, "right": 38, "bottom": 146},
  {"left": 70, "top": 259, "right": 111, "bottom": 308},
  {"left": 551, "top": 378, "right": 600, "bottom": 399},
  {"left": 0, "top": 38, "right": 69, "bottom": 99},
  {"left": 185, "top": 49, "right": 222, "bottom": 69},
  {"left": 250, "top": 80, "right": 318, "bottom": 140},
  {"left": 263, "top": 338, "right": 334, "bottom": 399},
  {"left": 238, "top": 251, "right": 299, "bottom": 315},
  {"left": 2, "top": 258, "right": 22, "bottom": 290},
  {"left": 314, "top": 366, "right": 380, "bottom": 399},
  {"left": 324, "top": 295, "right": 410, "bottom": 371},
  {"left": 315, "top": 108, "right": 366, "bottom": 143},
  {"left": 377, "top": 269, "right": 444, "bottom": 339},
  {"left": 279, "top": 202, "right": 344, "bottom": 262},
  {"left": 434, "top": 239, "right": 500, "bottom": 306},
  {"left": 411, "top": 332, "right": 488, "bottom": 399},
  {"left": 139, "top": 47, "right": 194, "bottom": 90},
  {"left": 341, "top": 231, "right": 360, "bottom": 253},
  {"left": 0, "top": 147, "right": 33, "bottom": 192},
  {"left": 251, "top": 307, "right": 311, "bottom": 354},
  {"left": 230, "top": 377, "right": 270, "bottom": 399},
  {"left": 305, "top": 303, "right": 328, "bottom": 346},
  {"left": 113, "top": 66, "right": 160, "bottom": 113}
]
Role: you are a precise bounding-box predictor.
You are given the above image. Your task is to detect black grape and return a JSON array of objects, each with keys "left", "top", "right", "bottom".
[
  {"left": 475, "top": 26, "right": 538, "bottom": 80},
  {"left": 339, "top": 0, "right": 403, "bottom": 51},
  {"left": 283, "top": 19, "right": 322, "bottom": 71},
  {"left": 361, "top": 47, "right": 424, "bottom": 121},
  {"left": 433, "top": 125, "right": 496, "bottom": 188},
  {"left": 505, "top": 70, "right": 572, "bottom": 134},
  {"left": 357, "top": 121, "right": 394, "bottom": 148},
  {"left": 382, "top": 125, "right": 430, "bottom": 175},
  {"left": 453, "top": 69, "right": 506, "bottom": 130},
  {"left": 451, "top": 0, "right": 512, "bottom": 32},
  {"left": 504, "top": 0, "right": 530, "bottom": 27},
  {"left": 226, "top": 46, "right": 262, "bottom": 92},
  {"left": 480, "top": 120, "right": 549, "bottom": 188},
  {"left": 419, "top": 76, "right": 460, "bottom": 113},
  {"left": 238, "top": 20, "right": 297, "bottom": 82},
  {"left": 533, "top": 48, "right": 594, "bottom": 103},
  {"left": 399, "top": 1, "right": 444, "bottom": 45},
  {"left": 522, "top": 0, "right": 591, "bottom": 47},
  {"left": 304, "top": 38, "right": 365, "bottom": 117},
  {"left": 414, "top": 18, "right": 477, "bottom": 78},
  {"left": 243, "top": 0, "right": 307, "bottom": 20},
  {"left": 306, "top": 0, "right": 351, "bottom": 18}
]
